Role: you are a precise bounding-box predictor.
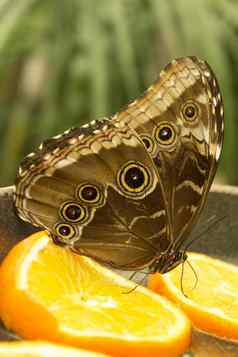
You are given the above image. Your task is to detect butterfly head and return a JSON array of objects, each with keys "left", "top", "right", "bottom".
[{"left": 150, "top": 250, "right": 187, "bottom": 274}]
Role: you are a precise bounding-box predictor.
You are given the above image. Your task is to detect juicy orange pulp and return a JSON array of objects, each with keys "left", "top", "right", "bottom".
[
  {"left": 0, "top": 232, "right": 191, "bottom": 357},
  {"left": 149, "top": 252, "right": 238, "bottom": 341},
  {"left": 0, "top": 341, "right": 109, "bottom": 357}
]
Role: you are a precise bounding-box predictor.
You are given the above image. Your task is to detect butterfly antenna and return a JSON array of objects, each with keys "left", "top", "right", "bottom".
[
  {"left": 182, "top": 215, "right": 227, "bottom": 252},
  {"left": 178, "top": 215, "right": 226, "bottom": 296}
]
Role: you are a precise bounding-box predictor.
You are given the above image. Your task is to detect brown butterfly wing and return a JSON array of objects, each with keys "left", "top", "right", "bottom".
[
  {"left": 14, "top": 121, "right": 171, "bottom": 270},
  {"left": 113, "top": 57, "right": 224, "bottom": 250},
  {"left": 14, "top": 56, "right": 224, "bottom": 272}
]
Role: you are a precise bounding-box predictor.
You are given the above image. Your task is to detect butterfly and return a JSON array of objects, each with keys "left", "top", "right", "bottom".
[{"left": 14, "top": 56, "right": 224, "bottom": 274}]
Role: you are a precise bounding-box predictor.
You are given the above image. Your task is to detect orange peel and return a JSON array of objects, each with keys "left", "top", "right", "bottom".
[{"left": 0, "top": 341, "right": 109, "bottom": 356}]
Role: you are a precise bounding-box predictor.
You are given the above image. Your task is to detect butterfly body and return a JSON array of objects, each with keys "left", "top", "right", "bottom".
[{"left": 14, "top": 57, "right": 224, "bottom": 274}]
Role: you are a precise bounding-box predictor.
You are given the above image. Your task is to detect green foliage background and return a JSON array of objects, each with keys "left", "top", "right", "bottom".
[{"left": 0, "top": 0, "right": 237, "bottom": 185}]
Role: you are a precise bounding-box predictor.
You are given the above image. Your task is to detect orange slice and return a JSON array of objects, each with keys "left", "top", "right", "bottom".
[
  {"left": 0, "top": 232, "right": 191, "bottom": 357},
  {"left": 0, "top": 341, "right": 108, "bottom": 357},
  {"left": 149, "top": 252, "right": 238, "bottom": 341}
]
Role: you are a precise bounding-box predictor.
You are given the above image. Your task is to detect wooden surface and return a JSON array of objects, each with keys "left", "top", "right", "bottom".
[{"left": 0, "top": 184, "right": 238, "bottom": 356}]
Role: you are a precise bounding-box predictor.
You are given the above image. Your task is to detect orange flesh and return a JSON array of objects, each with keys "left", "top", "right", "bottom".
[{"left": 0, "top": 232, "right": 191, "bottom": 357}]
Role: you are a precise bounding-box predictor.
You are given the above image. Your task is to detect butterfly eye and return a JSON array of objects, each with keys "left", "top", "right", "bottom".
[
  {"left": 117, "top": 161, "right": 150, "bottom": 195},
  {"left": 155, "top": 123, "right": 176, "bottom": 146},
  {"left": 141, "top": 135, "right": 155, "bottom": 154},
  {"left": 54, "top": 223, "right": 76, "bottom": 241},
  {"left": 77, "top": 184, "right": 102, "bottom": 205},
  {"left": 182, "top": 101, "right": 199, "bottom": 121},
  {"left": 60, "top": 202, "right": 87, "bottom": 223}
]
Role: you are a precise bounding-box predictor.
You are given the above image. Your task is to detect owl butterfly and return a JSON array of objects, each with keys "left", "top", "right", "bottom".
[{"left": 14, "top": 57, "right": 224, "bottom": 274}]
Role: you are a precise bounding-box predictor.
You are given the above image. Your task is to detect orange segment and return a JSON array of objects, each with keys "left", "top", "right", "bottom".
[
  {"left": 0, "top": 232, "right": 191, "bottom": 357},
  {"left": 149, "top": 252, "right": 238, "bottom": 341},
  {"left": 0, "top": 341, "right": 109, "bottom": 356}
]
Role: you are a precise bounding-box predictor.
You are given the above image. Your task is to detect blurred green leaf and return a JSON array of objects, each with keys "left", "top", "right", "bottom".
[{"left": 0, "top": 0, "right": 237, "bottom": 185}]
